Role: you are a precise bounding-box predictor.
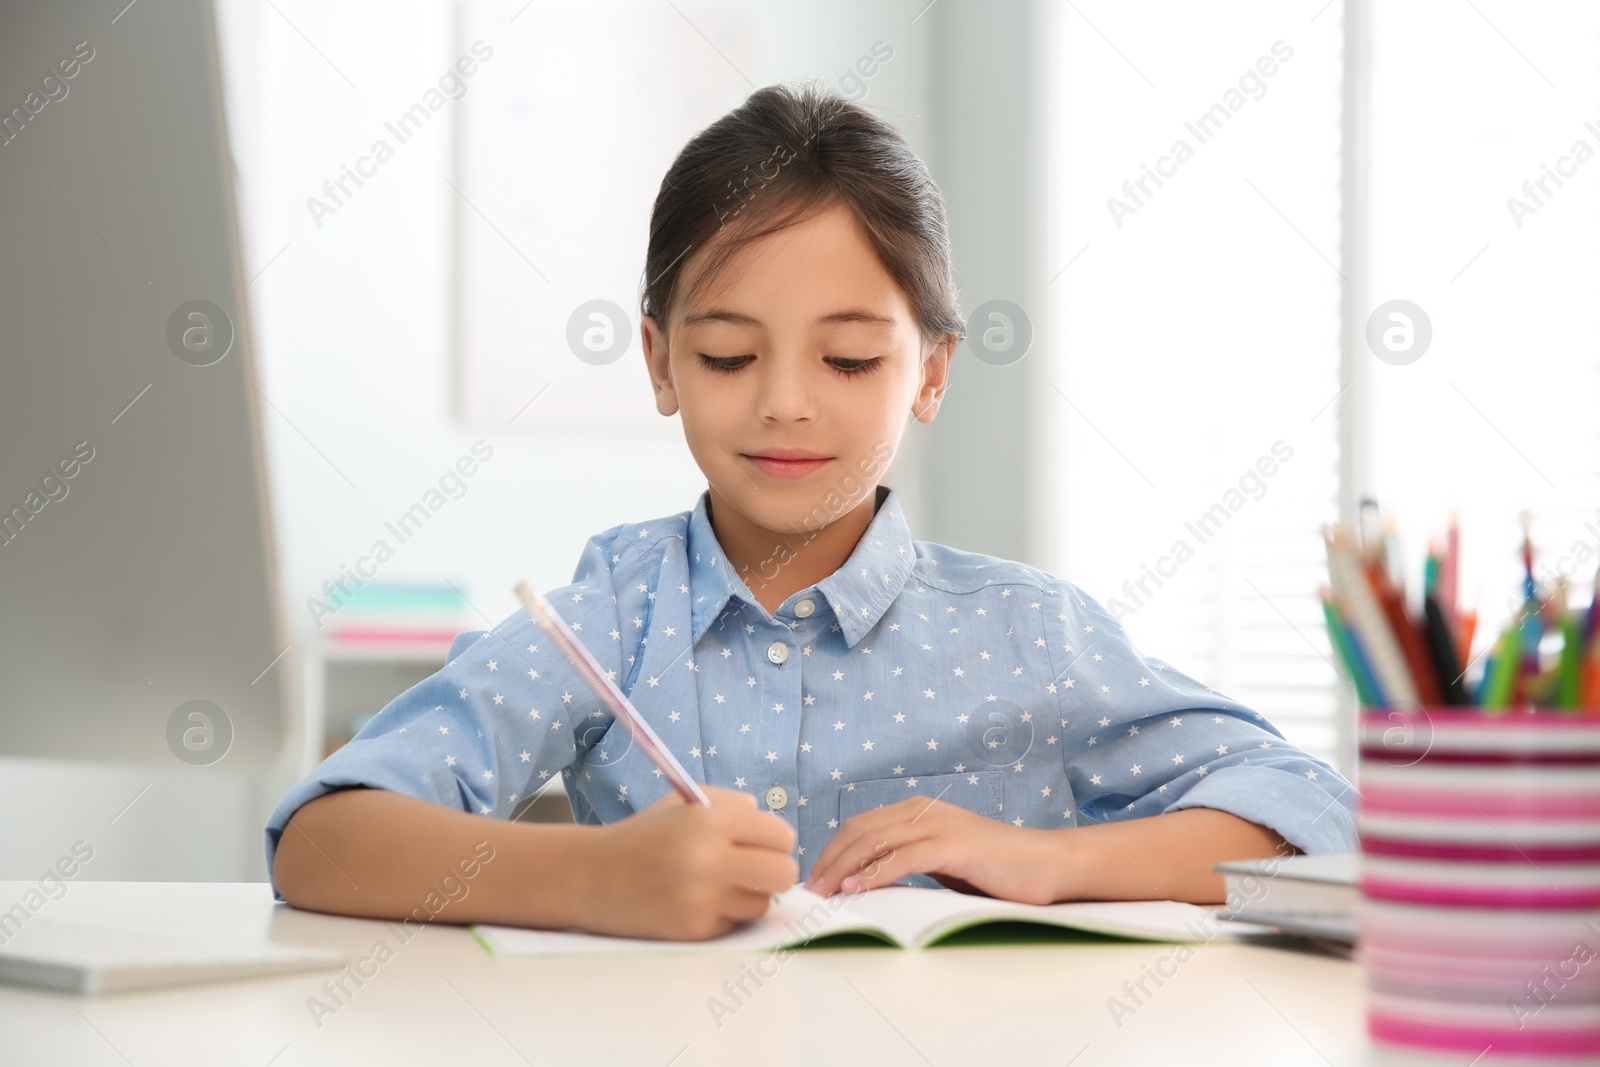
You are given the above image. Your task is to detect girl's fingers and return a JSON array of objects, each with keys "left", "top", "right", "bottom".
[
  {"left": 720, "top": 886, "right": 777, "bottom": 923},
  {"left": 728, "top": 844, "right": 801, "bottom": 894},
  {"left": 831, "top": 837, "right": 901, "bottom": 894},
  {"left": 812, "top": 796, "right": 947, "bottom": 889},
  {"left": 720, "top": 808, "right": 799, "bottom": 851},
  {"left": 837, "top": 839, "right": 949, "bottom": 894},
  {"left": 809, "top": 819, "right": 935, "bottom": 896},
  {"left": 807, "top": 820, "right": 892, "bottom": 891}
]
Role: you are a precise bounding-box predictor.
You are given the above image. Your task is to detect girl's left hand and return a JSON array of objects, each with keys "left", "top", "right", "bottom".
[{"left": 802, "top": 797, "right": 1074, "bottom": 904}]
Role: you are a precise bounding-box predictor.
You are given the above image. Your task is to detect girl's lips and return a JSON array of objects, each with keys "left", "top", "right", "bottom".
[{"left": 742, "top": 454, "right": 833, "bottom": 479}]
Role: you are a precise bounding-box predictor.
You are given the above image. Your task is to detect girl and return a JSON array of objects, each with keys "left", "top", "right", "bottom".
[{"left": 269, "top": 81, "right": 1358, "bottom": 941}]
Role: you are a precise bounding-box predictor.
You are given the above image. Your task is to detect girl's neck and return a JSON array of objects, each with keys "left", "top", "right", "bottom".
[{"left": 706, "top": 485, "right": 881, "bottom": 616}]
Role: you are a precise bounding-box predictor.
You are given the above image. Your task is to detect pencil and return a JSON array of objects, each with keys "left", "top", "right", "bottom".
[
  {"left": 1483, "top": 624, "right": 1521, "bottom": 712},
  {"left": 1366, "top": 556, "right": 1443, "bottom": 705},
  {"left": 1326, "top": 527, "right": 1418, "bottom": 706},
  {"left": 1558, "top": 615, "right": 1583, "bottom": 710},
  {"left": 1442, "top": 511, "right": 1460, "bottom": 624},
  {"left": 1457, "top": 608, "right": 1477, "bottom": 675},
  {"left": 513, "top": 581, "right": 711, "bottom": 806},
  {"left": 1584, "top": 655, "right": 1600, "bottom": 712},
  {"left": 1321, "top": 591, "right": 1381, "bottom": 706}
]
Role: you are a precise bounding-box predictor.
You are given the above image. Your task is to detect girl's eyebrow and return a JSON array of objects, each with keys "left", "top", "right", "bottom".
[{"left": 681, "top": 307, "right": 898, "bottom": 330}]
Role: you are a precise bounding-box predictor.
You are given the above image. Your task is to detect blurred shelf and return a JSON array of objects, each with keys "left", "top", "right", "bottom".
[{"left": 297, "top": 634, "right": 573, "bottom": 823}]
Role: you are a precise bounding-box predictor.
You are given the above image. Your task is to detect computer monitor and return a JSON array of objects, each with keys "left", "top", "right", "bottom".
[{"left": 0, "top": 0, "right": 296, "bottom": 771}]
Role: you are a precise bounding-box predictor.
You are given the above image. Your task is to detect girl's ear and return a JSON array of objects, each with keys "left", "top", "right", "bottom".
[
  {"left": 641, "top": 315, "right": 680, "bottom": 416},
  {"left": 911, "top": 333, "right": 957, "bottom": 424}
]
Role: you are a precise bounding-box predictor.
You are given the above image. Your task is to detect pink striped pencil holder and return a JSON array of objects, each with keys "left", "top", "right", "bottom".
[{"left": 1359, "top": 708, "right": 1600, "bottom": 1063}]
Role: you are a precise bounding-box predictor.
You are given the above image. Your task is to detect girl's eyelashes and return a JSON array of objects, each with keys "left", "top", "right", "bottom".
[
  {"left": 828, "top": 357, "right": 883, "bottom": 377},
  {"left": 696, "top": 354, "right": 753, "bottom": 374},
  {"left": 695, "top": 354, "right": 885, "bottom": 377}
]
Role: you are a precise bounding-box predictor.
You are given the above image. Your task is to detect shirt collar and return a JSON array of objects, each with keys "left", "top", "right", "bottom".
[{"left": 687, "top": 483, "right": 917, "bottom": 649}]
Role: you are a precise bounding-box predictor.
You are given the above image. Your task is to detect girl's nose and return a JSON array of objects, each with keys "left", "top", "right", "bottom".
[{"left": 756, "top": 358, "right": 819, "bottom": 423}]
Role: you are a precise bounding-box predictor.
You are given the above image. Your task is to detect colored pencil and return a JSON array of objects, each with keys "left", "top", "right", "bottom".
[
  {"left": 1325, "top": 527, "right": 1419, "bottom": 707},
  {"left": 1322, "top": 591, "right": 1381, "bottom": 707},
  {"left": 1324, "top": 508, "right": 1600, "bottom": 714}
]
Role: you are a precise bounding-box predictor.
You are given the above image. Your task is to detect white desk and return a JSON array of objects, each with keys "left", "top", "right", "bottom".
[{"left": 0, "top": 881, "right": 1373, "bottom": 1065}]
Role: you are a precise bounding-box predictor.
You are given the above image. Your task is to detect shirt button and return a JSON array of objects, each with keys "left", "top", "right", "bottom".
[
  {"left": 767, "top": 641, "right": 790, "bottom": 665},
  {"left": 765, "top": 785, "right": 789, "bottom": 811},
  {"left": 794, "top": 598, "right": 815, "bottom": 618}
]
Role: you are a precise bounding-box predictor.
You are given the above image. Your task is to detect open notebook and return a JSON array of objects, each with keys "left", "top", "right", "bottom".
[{"left": 471, "top": 885, "right": 1277, "bottom": 956}]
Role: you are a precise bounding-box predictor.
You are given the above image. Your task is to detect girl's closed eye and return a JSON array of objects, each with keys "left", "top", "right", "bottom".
[
  {"left": 695, "top": 354, "right": 752, "bottom": 374},
  {"left": 829, "top": 356, "right": 883, "bottom": 377},
  {"left": 695, "top": 353, "right": 885, "bottom": 377}
]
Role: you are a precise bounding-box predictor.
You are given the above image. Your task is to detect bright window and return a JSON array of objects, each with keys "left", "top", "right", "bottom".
[{"left": 1051, "top": 2, "right": 1344, "bottom": 765}]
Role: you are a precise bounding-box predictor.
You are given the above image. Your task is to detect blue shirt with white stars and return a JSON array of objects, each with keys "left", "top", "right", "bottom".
[{"left": 265, "top": 483, "right": 1358, "bottom": 900}]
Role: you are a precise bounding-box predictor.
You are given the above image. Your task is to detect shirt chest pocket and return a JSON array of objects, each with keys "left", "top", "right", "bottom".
[{"left": 837, "top": 768, "right": 1005, "bottom": 825}]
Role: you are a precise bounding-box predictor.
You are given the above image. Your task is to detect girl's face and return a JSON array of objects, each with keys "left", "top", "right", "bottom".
[{"left": 642, "top": 202, "right": 953, "bottom": 536}]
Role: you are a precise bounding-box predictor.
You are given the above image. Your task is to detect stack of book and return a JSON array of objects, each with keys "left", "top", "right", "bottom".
[
  {"left": 322, "top": 581, "right": 472, "bottom": 649},
  {"left": 1214, "top": 851, "right": 1358, "bottom": 947}
]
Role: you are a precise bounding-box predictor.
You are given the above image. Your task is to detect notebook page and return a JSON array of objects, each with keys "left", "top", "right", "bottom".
[
  {"left": 832, "top": 886, "right": 1270, "bottom": 945},
  {"left": 469, "top": 887, "right": 1265, "bottom": 955},
  {"left": 471, "top": 885, "right": 882, "bottom": 957},
  {"left": 830, "top": 885, "right": 996, "bottom": 945}
]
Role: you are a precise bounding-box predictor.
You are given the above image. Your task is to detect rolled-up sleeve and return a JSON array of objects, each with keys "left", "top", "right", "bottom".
[
  {"left": 1048, "top": 579, "right": 1359, "bottom": 855},
  {"left": 1162, "top": 760, "right": 1357, "bottom": 855},
  {"left": 264, "top": 526, "right": 628, "bottom": 901}
]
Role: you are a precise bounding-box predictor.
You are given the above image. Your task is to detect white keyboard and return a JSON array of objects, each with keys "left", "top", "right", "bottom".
[{"left": 0, "top": 917, "right": 347, "bottom": 994}]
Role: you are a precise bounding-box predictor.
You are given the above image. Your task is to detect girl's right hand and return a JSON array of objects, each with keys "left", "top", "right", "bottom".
[{"left": 571, "top": 785, "right": 798, "bottom": 941}]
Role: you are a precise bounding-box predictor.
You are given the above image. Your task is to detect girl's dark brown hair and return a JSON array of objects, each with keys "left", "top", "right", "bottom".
[{"left": 640, "top": 79, "right": 965, "bottom": 352}]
